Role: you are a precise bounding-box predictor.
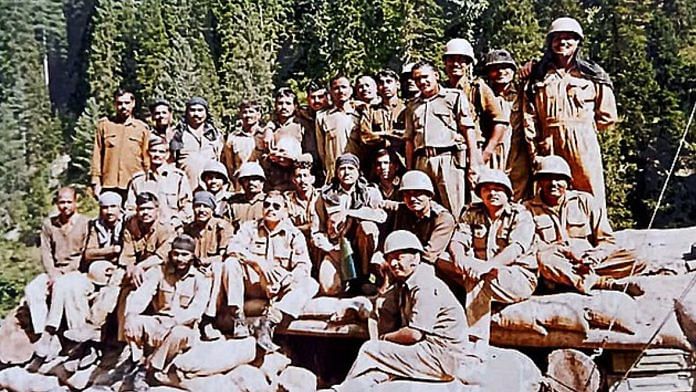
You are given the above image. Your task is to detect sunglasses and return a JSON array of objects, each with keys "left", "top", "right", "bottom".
[{"left": 263, "top": 201, "right": 284, "bottom": 210}]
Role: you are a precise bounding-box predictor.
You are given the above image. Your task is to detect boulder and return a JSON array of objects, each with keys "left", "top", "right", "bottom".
[
  {"left": 0, "top": 304, "right": 39, "bottom": 365},
  {"left": 0, "top": 366, "right": 64, "bottom": 392},
  {"left": 545, "top": 349, "right": 600, "bottom": 392},
  {"left": 277, "top": 366, "right": 317, "bottom": 392},
  {"left": 480, "top": 347, "right": 542, "bottom": 392}
]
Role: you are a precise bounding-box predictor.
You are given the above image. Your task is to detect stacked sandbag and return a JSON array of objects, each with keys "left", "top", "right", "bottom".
[{"left": 174, "top": 337, "right": 256, "bottom": 378}]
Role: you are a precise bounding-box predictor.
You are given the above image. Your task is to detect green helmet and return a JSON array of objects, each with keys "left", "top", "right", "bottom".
[
  {"left": 483, "top": 49, "right": 517, "bottom": 71},
  {"left": 384, "top": 230, "right": 424, "bottom": 255},
  {"left": 475, "top": 169, "right": 513, "bottom": 197},
  {"left": 548, "top": 17, "right": 584, "bottom": 39}
]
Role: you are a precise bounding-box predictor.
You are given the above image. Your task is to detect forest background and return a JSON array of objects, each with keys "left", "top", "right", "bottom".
[{"left": 0, "top": 0, "right": 694, "bottom": 315}]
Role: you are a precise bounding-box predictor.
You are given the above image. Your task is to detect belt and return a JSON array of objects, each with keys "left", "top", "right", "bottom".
[{"left": 414, "top": 145, "right": 458, "bottom": 157}]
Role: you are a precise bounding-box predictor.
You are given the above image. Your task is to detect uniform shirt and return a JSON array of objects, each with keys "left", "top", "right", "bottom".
[
  {"left": 221, "top": 126, "right": 266, "bottom": 186},
  {"left": 222, "top": 192, "right": 266, "bottom": 230},
  {"left": 315, "top": 106, "right": 360, "bottom": 179},
  {"left": 227, "top": 218, "right": 312, "bottom": 278},
  {"left": 524, "top": 190, "right": 616, "bottom": 260},
  {"left": 393, "top": 202, "right": 455, "bottom": 264},
  {"left": 90, "top": 117, "right": 150, "bottom": 189},
  {"left": 118, "top": 216, "right": 175, "bottom": 269},
  {"left": 401, "top": 264, "right": 469, "bottom": 351},
  {"left": 83, "top": 217, "right": 124, "bottom": 265},
  {"left": 125, "top": 164, "right": 193, "bottom": 227},
  {"left": 453, "top": 202, "right": 536, "bottom": 269},
  {"left": 404, "top": 88, "right": 475, "bottom": 150},
  {"left": 183, "top": 217, "right": 234, "bottom": 263},
  {"left": 171, "top": 122, "right": 223, "bottom": 187},
  {"left": 125, "top": 264, "right": 211, "bottom": 326},
  {"left": 284, "top": 188, "right": 319, "bottom": 238},
  {"left": 40, "top": 213, "right": 90, "bottom": 277},
  {"left": 267, "top": 115, "right": 310, "bottom": 145},
  {"left": 453, "top": 77, "right": 509, "bottom": 144},
  {"left": 360, "top": 98, "right": 406, "bottom": 145}
]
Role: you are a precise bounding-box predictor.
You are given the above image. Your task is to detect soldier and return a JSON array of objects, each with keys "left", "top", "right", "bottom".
[
  {"left": 83, "top": 191, "right": 124, "bottom": 267},
  {"left": 221, "top": 100, "right": 269, "bottom": 190},
  {"left": 149, "top": 99, "right": 176, "bottom": 144},
  {"left": 445, "top": 169, "right": 537, "bottom": 347},
  {"left": 359, "top": 69, "right": 407, "bottom": 175},
  {"left": 25, "top": 187, "right": 90, "bottom": 360},
  {"left": 220, "top": 191, "right": 319, "bottom": 351},
  {"left": 266, "top": 88, "right": 311, "bottom": 145},
  {"left": 222, "top": 161, "right": 267, "bottom": 230},
  {"left": 285, "top": 157, "right": 320, "bottom": 245},
  {"left": 442, "top": 39, "right": 509, "bottom": 170},
  {"left": 483, "top": 49, "right": 532, "bottom": 201},
  {"left": 525, "top": 156, "right": 644, "bottom": 295},
  {"left": 198, "top": 160, "right": 233, "bottom": 218},
  {"left": 400, "top": 62, "right": 419, "bottom": 100},
  {"left": 524, "top": 17, "right": 617, "bottom": 210},
  {"left": 393, "top": 171, "right": 456, "bottom": 265},
  {"left": 124, "top": 234, "right": 211, "bottom": 382},
  {"left": 261, "top": 136, "right": 303, "bottom": 192},
  {"left": 90, "top": 89, "right": 150, "bottom": 199},
  {"left": 313, "top": 153, "right": 387, "bottom": 295},
  {"left": 332, "top": 231, "right": 476, "bottom": 391},
  {"left": 170, "top": 97, "right": 224, "bottom": 187},
  {"left": 404, "top": 60, "right": 480, "bottom": 218},
  {"left": 125, "top": 136, "right": 193, "bottom": 230},
  {"left": 299, "top": 80, "right": 330, "bottom": 185},
  {"left": 354, "top": 74, "right": 381, "bottom": 106},
  {"left": 315, "top": 75, "right": 360, "bottom": 181}
]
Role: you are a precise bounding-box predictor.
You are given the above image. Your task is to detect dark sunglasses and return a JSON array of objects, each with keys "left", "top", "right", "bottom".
[{"left": 263, "top": 201, "right": 284, "bottom": 210}]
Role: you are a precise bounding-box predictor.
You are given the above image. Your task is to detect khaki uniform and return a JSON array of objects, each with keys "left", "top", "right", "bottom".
[
  {"left": 26, "top": 214, "right": 90, "bottom": 333},
  {"left": 215, "top": 219, "right": 318, "bottom": 319},
  {"left": 358, "top": 99, "right": 407, "bottom": 175},
  {"left": 336, "top": 264, "right": 475, "bottom": 391},
  {"left": 125, "top": 264, "right": 211, "bottom": 370},
  {"left": 260, "top": 157, "right": 295, "bottom": 192},
  {"left": 83, "top": 217, "right": 124, "bottom": 266},
  {"left": 222, "top": 192, "right": 265, "bottom": 231},
  {"left": 315, "top": 106, "right": 360, "bottom": 181},
  {"left": 220, "top": 127, "right": 266, "bottom": 190},
  {"left": 495, "top": 83, "right": 532, "bottom": 201},
  {"left": 404, "top": 88, "right": 475, "bottom": 218},
  {"left": 524, "top": 190, "right": 643, "bottom": 292},
  {"left": 392, "top": 202, "right": 455, "bottom": 265},
  {"left": 524, "top": 66, "right": 618, "bottom": 209},
  {"left": 454, "top": 77, "right": 509, "bottom": 158},
  {"left": 125, "top": 164, "right": 193, "bottom": 228},
  {"left": 298, "top": 107, "right": 324, "bottom": 185},
  {"left": 448, "top": 202, "right": 537, "bottom": 341},
  {"left": 90, "top": 117, "right": 151, "bottom": 191},
  {"left": 267, "top": 115, "right": 310, "bottom": 145},
  {"left": 171, "top": 123, "right": 224, "bottom": 188},
  {"left": 118, "top": 217, "right": 175, "bottom": 270},
  {"left": 285, "top": 188, "right": 321, "bottom": 272}
]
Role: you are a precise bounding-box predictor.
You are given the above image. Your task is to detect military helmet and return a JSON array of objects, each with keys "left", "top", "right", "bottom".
[
  {"left": 200, "top": 160, "right": 230, "bottom": 183},
  {"left": 535, "top": 156, "right": 572, "bottom": 181},
  {"left": 547, "top": 17, "right": 584, "bottom": 39},
  {"left": 401, "top": 62, "right": 416, "bottom": 75},
  {"left": 475, "top": 169, "right": 513, "bottom": 197},
  {"left": 400, "top": 170, "right": 434, "bottom": 196},
  {"left": 483, "top": 49, "right": 517, "bottom": 71},
  {"left": 237, "top": 161, "right": 266, "bottom": 180},
  {"left": 87, "top": 260, "right": 116, "bottom": 286},
  {"left": 443, "top": 38, "right": 475, "bottom": 62},
  {"left": 271, "top": 136, "right": 302, "bottom": 161},
  {"left": 384, "top": 230, "right": 424, "bottom": 255}
]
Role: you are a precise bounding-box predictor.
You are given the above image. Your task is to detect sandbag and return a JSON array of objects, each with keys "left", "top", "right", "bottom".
[
  {"left": 480, "top": 347, "right": 543, "bottom": 392},
  {"left": 492, "top": 294, "right": 589, "bottom": 336},
  {"left": 0, "top": 366, "right": 64, "bottom": 392},
  {"left": 0, "top": 304, "right": 39, "bottom": 365},
  {"left": 300, "top": 296, "right": 373, "bottom": 322},
  {"left": 675, "top": 295, "right": 696, "bottom": 347},
  {"left": 276, "top": 366, "right": 317, "bottom": 392},
  {"left": 260, "top": 351, "right": 291, "bottom": 381},
  {"left": 228, "top": 364, "right": 271, "bottom": 392},
  {"left": 584, "top": 290, "right": 638, "bottom": 334},
  {"left": 174, "top": 337, "right": 256, "bottom": 377},
  {"left": 180, "top": 373, "right": 237, "bottom": 392}
]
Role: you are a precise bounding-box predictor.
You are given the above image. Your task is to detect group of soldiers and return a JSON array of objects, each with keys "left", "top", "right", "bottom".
[{"left": 26, "top": 17, "right": 646, "bottom": 390}]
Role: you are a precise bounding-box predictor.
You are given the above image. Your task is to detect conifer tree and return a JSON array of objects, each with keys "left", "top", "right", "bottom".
[{"left": 476, "top": 0, "right": 543, "bottom": 63}]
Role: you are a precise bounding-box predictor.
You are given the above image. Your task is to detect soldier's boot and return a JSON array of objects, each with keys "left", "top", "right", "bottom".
[
  {"left": 255, "top": 307, "right": 283, "bottom": 352},
  {"left": 200, "top": 315, "right": 223, "bottom": 341},
  {"left": 26, "top": 328, "right": 59, "bottom": 373},
  {"left": 64, "top": 324, "right": 102, "bottom": 343}
]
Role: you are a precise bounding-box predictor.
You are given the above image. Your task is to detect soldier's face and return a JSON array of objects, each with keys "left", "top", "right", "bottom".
[
  {"left": 487, "top": 66, "right": 515, "bottom": 85},
  {"left": 186, "top": 104, "right": 207, "bottom": 128},
  {"left": 170, "top": 249, "right": 194, "bottom": 271},
  {"left": 307, "top": 89, "right": 329, "bottom": 112},
  {"left": 356, "top": 76, "right": 377, "bottom": 102},
  {"left": 292, "top": 167, "right": 315, "bottom": 193},
  {"left": 241, "top": 107, "right": 261, "bottom": 128},
  {"left": 151, "top": 104, "right": 172, "bottom": 129},
  {"left": 263, "top": 196, "right": 287, "bottom": 222},
  {"left": 275, "top": 96, "right": 295, "bottom": 120},
  {"left": 193, "top": 203, "right": 213, "bottom": 222},
  {"left": 403, "top": 190, "right": 431, "bottom": 213},
  {"left": 387, "top": 251, "right": 420, "bottom": 281},
  {"left": 375, "top": 154, "right": 396, "bottom": 181},
  {"left": 413, "top": 67, "right": 439, "bottom": 97},
  {"left": 337, "top": 164, "right": 359, "bottom": 187},
  {"left": 241, "top": 177, "right": 264, "bottom": 195},
  {"left": 377, "top": 75, "right": 399, "bottom": 99},
  {"left": 480, "top": 184, "right": 509, "bottom": 209},
  {"left": 115, "top": 94, "right": 135, "bottom": 119},
  {"left": 551, "top": 32, "right": 580, "bottom": 58},
  {"left": 137, "top": 201, "right": 158, "bottom": 225},
  {"left": 56, "top": 190, "right": 77, "bottom": 218},
  {"left": 148, "top": 144, "right": 169, "bottom": 166},
  {"left": 202, "top": 173, "right": 225, "bottom": 193},
  {"left": 539, "top": 175, "right": 569, "bottom": 200},
  {"left": 100, "top": 203, "right": 121, "bottom": 225},
  {"left": 444, "top": 55, "right": 472, "bottom": 79},
  {"left": 330, "top": 77, "right": 353, "bottom": 105}
]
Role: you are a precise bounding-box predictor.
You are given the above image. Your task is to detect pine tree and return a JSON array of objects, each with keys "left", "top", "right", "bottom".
[{"left": 476, "top": 0, "right": 543, "bottom": 63}]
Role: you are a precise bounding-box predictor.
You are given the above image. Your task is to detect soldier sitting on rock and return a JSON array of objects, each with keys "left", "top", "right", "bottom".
[{"left": 525, "top": 156, "right": 645, "bottom": 295}]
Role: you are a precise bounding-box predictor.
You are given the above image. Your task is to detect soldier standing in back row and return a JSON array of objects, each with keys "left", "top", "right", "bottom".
[
  {"left": 442, "top": 39, "right": 509, "bottom": 170},
  {"left": 90, "top": 89, "right": 151, "bottom": 200},
  {"left": 525, "top": 17, "right": 618, "bottom": 210}
]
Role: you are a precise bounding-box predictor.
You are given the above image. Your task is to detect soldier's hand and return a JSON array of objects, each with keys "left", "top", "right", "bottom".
[
  {"left": 380, "top": 200, "right": 401, "bottom": 212},
  {"left": 517, "top": 60, "right": 535, "bottom": 80},
  {"left": 128, "top": 265, "right": 145, "bottom": 287}
]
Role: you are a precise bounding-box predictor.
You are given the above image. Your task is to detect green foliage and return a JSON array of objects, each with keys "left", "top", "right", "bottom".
[
  {"left": 475, "top": 0, "right": 543, "bottom": 62},
  {"left": 0, "top": 241, "right": 42, "bottom": 317}
]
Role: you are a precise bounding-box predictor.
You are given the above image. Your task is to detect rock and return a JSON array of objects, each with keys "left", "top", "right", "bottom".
[
  {"left": 0, "top": 304, "right": 39, "bottom": 365},
  {"left": 277, "top": 366, "right": 317, "bottom": 392},
  {"left": 674, "top": 289, "right": 696, "bottom": 347},
  {"left": 174, "top": 336, "right": 256, "bottom": 377},
  {"left": 545, "top": 349, "right": 600, "bottom": 392},
  {"left": 228, "top": 364, "right": 271, "bottom": 392},
  {"left": 0, "top": 366, "right": 64, "bottom": 392},
  {"left": 480, "top": 347, "right": 542, "bottom": 392}
]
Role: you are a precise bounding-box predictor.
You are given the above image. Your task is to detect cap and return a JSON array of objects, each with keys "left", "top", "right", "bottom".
[
  {"left": 186, "top": 96, "right": 209, "bottom": 110},
  {"left": 401, "top": 62, "right": 416, "bottom": 75},
  {"left": 148, "top": 135, "right": 168, "bottom": 149},
  {"left": 400, "top": 170, "right": 434, "bottom": 195},
  {"left": 192, "top": 190, "right": 216, "bottom": 210},
  {"left": 87, "top": 260, "right": 116, "bottom": 286},
  {"left": 148, "top": 98, "right": 171, "bottom": 112},
  {"left": 98, "top": 191, "right": 122, "bottom": 207},
  {"left": 384, "top": 230, "right": 424, "bottom": 255}
]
